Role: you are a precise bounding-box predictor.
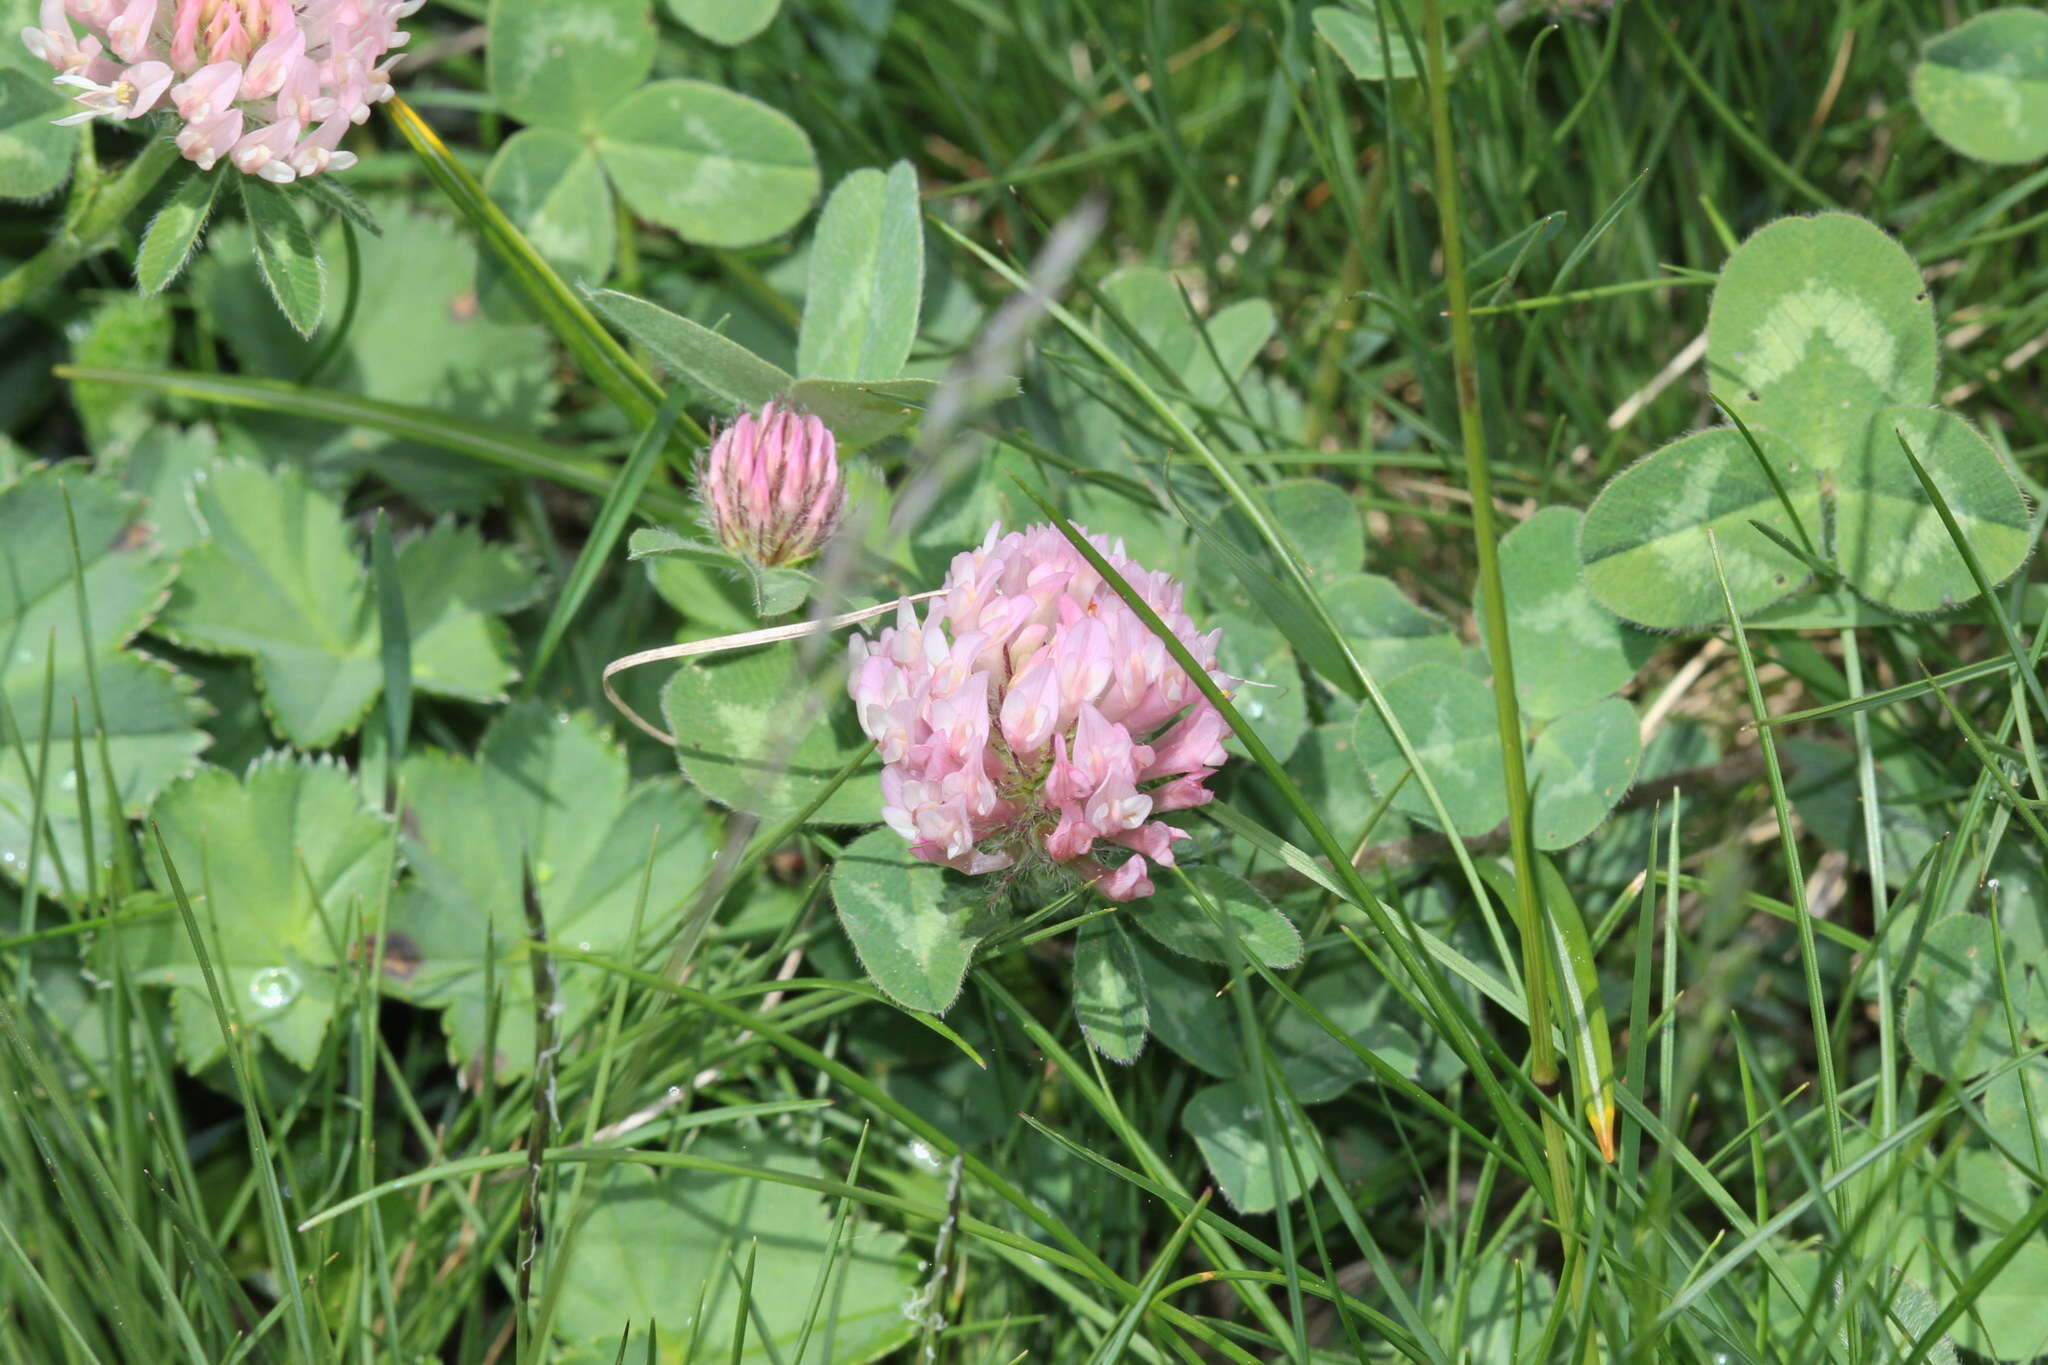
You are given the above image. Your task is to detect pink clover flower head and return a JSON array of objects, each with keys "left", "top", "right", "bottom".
[
  {"left": 698, "top": 401, "right": 845, "bottom": 570},
  {"left": 21, "top": 0, "right": 421, "bottom": 179},
  {"left": 848, "top": 522, "right": 1234, "bottom": 903}
]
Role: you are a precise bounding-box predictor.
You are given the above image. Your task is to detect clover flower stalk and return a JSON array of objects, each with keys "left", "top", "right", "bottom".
[
  {"left": 20, "top": 0, "right": 419, "bottom": 180},
  {"left": 699, "top": 401, "right": 845, "bottom": 570},
  {"left": 849, "top": 523, "right": 1233, "bottom": 903}
]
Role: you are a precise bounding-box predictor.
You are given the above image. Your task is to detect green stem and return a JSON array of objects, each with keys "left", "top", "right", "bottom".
[
  {"left": 0, "top": 136, "right": 181, "bottom": 313},
  {"left": 1423, "top": 0, "right": 1570, "bottom": 1192}
]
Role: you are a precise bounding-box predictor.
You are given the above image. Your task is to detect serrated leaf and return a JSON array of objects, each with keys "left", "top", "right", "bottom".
[
  {"left": 1903, "top": 914, "right": 2016, "bottom": 1081},
  {"left": 1913, "top": 7, "right": 2048, "bottom": 166},
  {"left": 383, "top": 705, "right": 716, "bottom": 1071},
  {"left": 551, "top": 1138, "right": 917, "bottom": 1364},
  {"left": 135, "top": 168, "right": 221, "bottom": 297},
  {"left": 798, "top": 162, "right": 924, "bottom": 382},
  {"left": 0, "top": 466, "right": 208, "bottom": 903},
  {"left": 591, "top": 288, "right": 793, "bottom": 408},
  {"left": 1834, "top": 406, "right": 2033, "bottom": 614},
  {"left": 1183, "top": 1078, "right": 1317, "bottom": 1213},
  {"left": 0, "top": 65, "right": 75, "bottom": 201},
  {"left": 487, "top": 0, "right": 654, "bottom": 132},
  {"left": 663, "top": 0, "right": 779, "bottom": 44},
  {"left": 659, "top": 640, "right": 882, "bottom": 824},
  {"left": 1073, "top": 917, "right": 1148, "bottom": 1062},
  {"left": 1706, "top": 213, "right": 1936, "bottom": 472},
  {"left": 1131, "top": 866, "right": 1302, "bottom": 967},
  {"left": 1578, "top": 427, "right": 1822, "bottom": 630},
  {"left": 129, "top": 755, "right": 392, "bottom": 1070},
  {"left": 1527, "top": 698, "right": 1640, "bottom": 850},
  {"left": 238, "top": 178, "right": 323, "bottom": 337},
  {"left": 596, "top": 79, "right": 819, "bottom": 248},
  {"left": 156, "top": 463, "right": 536, "bottom": 747},
  {"left": 831, "top": 827, "right": 983, "bottom": 1013},
  {"left": 1481, "top": 506, "right": 1656, "bottom": 717},
  {"left": 1350, "top": 662, "right": 1507, "bottom": 838}
]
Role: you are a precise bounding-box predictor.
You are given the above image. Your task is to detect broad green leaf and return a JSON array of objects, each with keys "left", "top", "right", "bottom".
[
  {"left": 1131, "top": 866, "right": 1302, "bottom": 967},
  {"left": 0, "top": 466, "right": 206, "bottom": 903},
  {"left": 193, "top": 206, "right": 558, "bottom": 508},
  {"left": 1323, "top": 573, "right": 1461, "bottom": 682},
  {"left": 482, "top": 128, "right": 615, "bottom": 293},
  {"left": 1527, "top": 698, "right": 1640, "bottom": 850},
  {"left": 1285, "top": 715, "right": 1410, "bottom": 849},
  {"left": 1913, "top": 8, "right": 2048, "bottom": 165},
  {"left": 487, "top": 0, "right": 654, "bottom": 132},
  {"left": 1313, "top": 4, "right": 1419, "bottom": 81},
  {"left": 1219, "top": 478, "right": 1362, "bottom": 588},
  {"left": 1178, "top": 486, "right": 1359, "bottom": 699},
  {"left": 1955, "top": 1147, "right": 2032, "bottom": 1234},
  {"left": 591, "top": 288, "right": 792, "bottom": 409},
  {"left": 131, "top": 755, "right": 393, "bottom": 1070},
  {"left": 1431, "top": 1260, "right": 1555, "bottom": 1365},
  {"left": 1956, "top": 1239, "right": 2048, "bottom": 1362},
  {"left": 1215, "top": 611, "right": 1305, "bottom": 764},
  {"left": 596, "top": 80, "right": 819, "bottom": 248},
  {"left": 551, "top": 1139, "right": 917, "bottom": 1364},
  {"left": 135, "top": 168, "right": 221, "bottom": 297},
  {"left": 1183, "top": 1078, "right": 1317, "bottom": 1213},
  {"left": 1578, "top": 427, "right": 1821, "bottom": 630},
  {"left": 1350, "top": 662, "right": 1507, "bottom": 838},
  {"left": 659, "top": 640, "right": 882, "bottom": 824},
  {"left": 831, "top": 827, "right": 983, "bottom": 1014},
  {"left": 1131, "top": 935, "right": 1239, "bottom": 1078},
  {"left": 383, "top": 705, "right": 716, "bottom": 1070},
  {"left": 1984, "top": 1060, "right": 2048, "bottom": 1164},
  {"left": 1902, "top": 913, "right": 2016, "bottom": 1081},
  {"left": 1099, "top": 267, "right": 1276, "bottom": 428},
  {"left": 238, "top": 178, "right": 323, "bottom": 338},
  {"left": 0, "top": 65, "right": 75, "bottom": 201},
  {"left": 1269, "top": 959, "right": 1420, "bottom": 1104},
  {"left": 798, "top": 162, "right": 924, "bottom": 381},
  {"left": 1706, "top": 213, "right": 1936, "bottom": 471},
  {"left": 788, "top": 376, "right": 953, "bottom": 449},
  {"left": 664, "top": 0, "right": 779, "bottom": 44},
  {"left": 1483, "top": 506, "right": 1655, "bottom": 717},
  {"left": 1073, "top": 917, "right": 1148, "bottom": 1062},
  {"left": 628, "top": 527, "right": 814, "bottom": 618},
  {"left": 69, "top": 293, "right": 171, "bottom": 453},
  {"left": 1833, "top": 406, "right": 2032, "bottom": 614},
  {"left": 156, "top": 462, "right": 537, "bottom": 747},
  {"left": 1787, "top": 736, "right": 1946, "bottom": 892}
]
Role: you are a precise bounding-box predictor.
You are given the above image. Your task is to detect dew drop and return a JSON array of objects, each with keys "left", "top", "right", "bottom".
[
  {"left": 248, "top": 966, "right": 301, "bottom": 1010},
  {"left": 576, "top": 940, "right": 591, "bottom": 952},
  {"left": 533, "top": 860, "right": 554, "bottom": 885},
  {"left": 666, "top": 1085, "right": 683, "bottom": 1100},
  {"left": 57, "top": 768, "right": 77, "bottom": 792}
]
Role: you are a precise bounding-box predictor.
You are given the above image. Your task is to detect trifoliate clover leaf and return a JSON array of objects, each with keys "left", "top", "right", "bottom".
[
  {"left": 155, "top": 462, "right": 541, "bottom": 748},
  {"left": 383, "top": 705, "right": 719, "bottom": 1074},
  {"left": 0, "top": 465, "right": 208, "bottom": 902},
  {"left": 130, "top": 753, "right": 394, "bottom": 1071}
]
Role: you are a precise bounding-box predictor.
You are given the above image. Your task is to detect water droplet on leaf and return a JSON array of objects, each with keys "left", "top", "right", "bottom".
[{"left": 248, "top": 966, "right": 301, "bottom": 1010}]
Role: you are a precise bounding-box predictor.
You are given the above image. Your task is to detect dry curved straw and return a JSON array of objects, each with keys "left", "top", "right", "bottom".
[{"left": 601, "top": 590, "right": 944, "bottom": 746}]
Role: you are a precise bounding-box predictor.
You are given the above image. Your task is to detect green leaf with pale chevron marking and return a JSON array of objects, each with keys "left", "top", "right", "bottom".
[
  {"left": 1482, "top": 507, "right": 1656, "bottom": 717},
  {"left": 1578, "top": 427, "right": 1822, "bottom": 631},
  {"left": 1705, "top": 213, "right": 1935, "bottom": 472},
  {"left": 1913, "top": 7, "right": 2048, "bottom": 166},
  {"left": 1833, "top": 406, "right": 2033, "bottom": 614},
  {"left": 1349, "top": 662, "right": 1506, "bottom": 838},
  {"left": 1527, "top": 697, "right": 1640, "bottom": 850}
]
